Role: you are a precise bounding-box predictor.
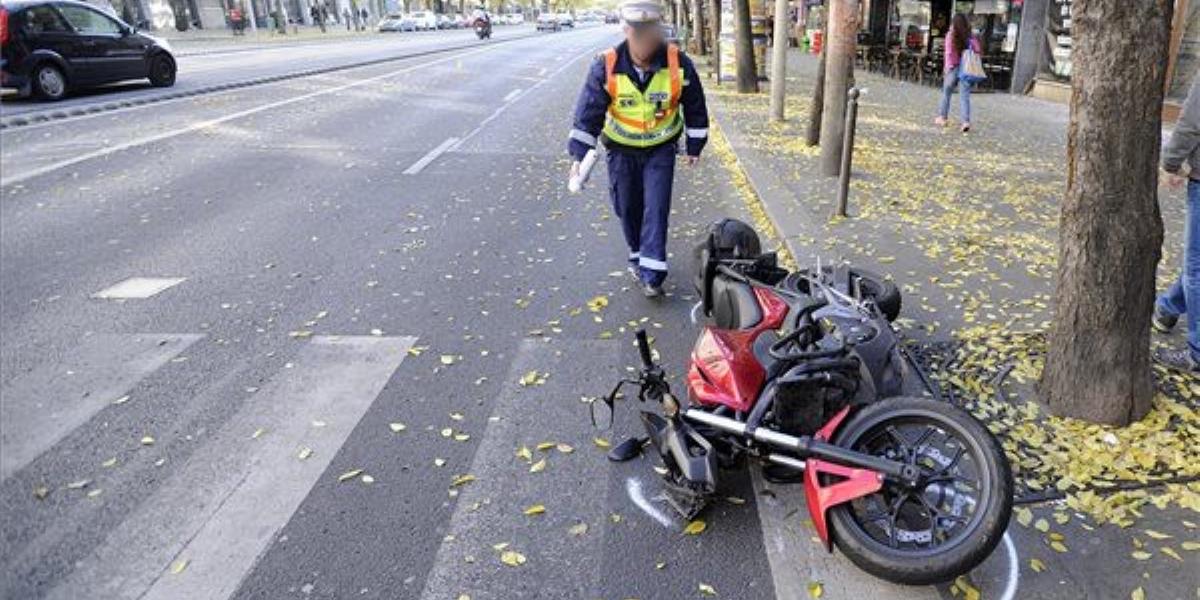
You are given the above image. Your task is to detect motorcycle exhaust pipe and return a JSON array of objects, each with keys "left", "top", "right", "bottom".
[{"left": 683, "top": 408, "right": 918, "bottom": 482}]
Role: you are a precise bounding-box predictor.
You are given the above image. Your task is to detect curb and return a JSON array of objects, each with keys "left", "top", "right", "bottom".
[
  {"left": 706, "top": 88, "right": 836, "bottom": 269},
  {"left": 0, "top": 31, "right": 543, "bottom": 132}
]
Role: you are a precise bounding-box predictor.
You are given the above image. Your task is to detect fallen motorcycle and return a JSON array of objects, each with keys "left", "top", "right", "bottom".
[{"left": 594, "top": 219, "right": 1012, "bottom": 585}]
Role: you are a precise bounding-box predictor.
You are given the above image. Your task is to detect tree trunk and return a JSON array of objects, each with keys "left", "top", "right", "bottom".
[
  {"left": 710, "top": 0, "right": 721, "bottom": 79},
  {"left": 805, "top": 18, "right": 828, "bottom": 146},
  {"left": 692, "top": 0, "right": 707, "bottom": 55},
  {"left": 733, "top": 0, "right": 757, "bottom": 93},
  {"left": 1039, "top": 0, "right": 1172, "bottom": 425},
  {"left": 819, "top": 0, "right": 855, "bottom": 176},
  {"left": 768, "top": 0, "right": 789, "bottom": 121}
]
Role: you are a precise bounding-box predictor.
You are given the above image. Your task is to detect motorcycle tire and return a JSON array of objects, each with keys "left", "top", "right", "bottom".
[
  {"left": 827, "top": 397, "right": 1012, "bottom": 585},
  {"left": 784, "top": 267, "right": 901, "bottom": 322}
]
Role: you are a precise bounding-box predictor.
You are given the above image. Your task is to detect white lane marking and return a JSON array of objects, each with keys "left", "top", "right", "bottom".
[
  {"left": 999, "top": 533, "right": 1020, "bottom": 600},
  {"left": 750, "top": 467, "right": 942, "bottom": 599},
  {"left": 0, "top": 44, "right": 499, "bottom": 187},
  {"left": 0, "top": 334, "right": 204, "bottom": 480},
  {"left": 91, "top": 276, "right": 187, "bottom": 299},
  {"left": 418, "top": 339, "right": 616, "bottom": 600},
  {"left": 450, "top": 45, "right": 600, "bottom": 152},
  {"left": 402, "top": 137, "right": 461, "bottom": 175},
  {"left": 625, "top": 477, "right": 675, "bottom": 528},
  {"left": 44, "top": 335, "right": 415, "bottom": 600},
  {"left": 503, "top": 88, "right": 523, "bottom": 102}
]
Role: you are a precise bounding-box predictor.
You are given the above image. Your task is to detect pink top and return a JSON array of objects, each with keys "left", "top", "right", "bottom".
[{"left": 944, "top": 36, "right": 981, "bottom": 72}]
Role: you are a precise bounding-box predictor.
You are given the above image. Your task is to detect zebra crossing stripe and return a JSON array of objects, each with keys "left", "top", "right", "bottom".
[
  {"left": 0, "top": 333, "right": 204, "bottom": 481},
  {"left": 418, "top": 338, "right": 617, "bottom": 600},
  {"left": 44, "top": 335, "right": 415, "bottom": 600}
]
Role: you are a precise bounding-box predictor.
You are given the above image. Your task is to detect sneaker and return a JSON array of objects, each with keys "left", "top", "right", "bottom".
[
  {"left": 1151, "top": 305, "right": 1179, "bottom": 333},
  {"left": 934, "top": 116, "right": 948, "bottom": 127},
  {"left": 961, "top": 122, "right": 971, "bottom": 133},
  {"left": 1152, "top": 347, "right": 1200, "bottom": 373},
  {"left": 642, "top": 282, "right": 664, "bottom": 298}
]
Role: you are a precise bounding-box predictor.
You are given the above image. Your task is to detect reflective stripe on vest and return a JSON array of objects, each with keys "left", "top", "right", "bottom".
[{"left": 602, "top": 44, "right": 684, "bottom": 148}]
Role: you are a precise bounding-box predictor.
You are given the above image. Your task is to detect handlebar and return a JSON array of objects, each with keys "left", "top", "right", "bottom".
[{"left": 636, "top": 329, "right": 654, "bottom": 369}]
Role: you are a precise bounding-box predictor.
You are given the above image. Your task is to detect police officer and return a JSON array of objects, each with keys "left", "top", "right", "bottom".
[{"left": 568, "top": 0, "right": 709, "bottom": 298}]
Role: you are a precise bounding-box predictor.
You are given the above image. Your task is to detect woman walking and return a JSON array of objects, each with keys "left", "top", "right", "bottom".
[{"left": 935, "top": 14, "right": 980, "bottom": 133}]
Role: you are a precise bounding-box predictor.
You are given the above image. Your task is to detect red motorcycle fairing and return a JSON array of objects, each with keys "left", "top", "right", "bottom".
[
  {"left": 804, "top": 407, "right": 884, "bottom": 549},
  {"left": 687, "top": 287, "right": 789, "bottom": 413}
]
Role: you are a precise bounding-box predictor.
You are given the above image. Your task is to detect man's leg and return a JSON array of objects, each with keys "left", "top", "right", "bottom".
[
  {"left": 607, "top": 150, "right": 646, "bottom": 272},
  {"left": 1155, "top": 180, "right": 1200, "bottom": 370},
  {"left": 637, "top": 143, "right": 677, "bottom": 289}
]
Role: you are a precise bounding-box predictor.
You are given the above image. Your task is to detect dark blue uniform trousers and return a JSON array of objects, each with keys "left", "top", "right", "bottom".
[{"left": 607, "top": 142, "right": 675, "bottom": 287}]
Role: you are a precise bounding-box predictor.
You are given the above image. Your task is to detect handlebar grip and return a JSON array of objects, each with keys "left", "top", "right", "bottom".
[{"left": 635, "top": 329, "right": 654, "bottom": 368}]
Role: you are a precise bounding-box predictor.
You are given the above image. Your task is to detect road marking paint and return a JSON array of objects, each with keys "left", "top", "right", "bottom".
[
  {"left": 0, "top": 44, "right": 499, "bottom": 187},
  {"left": 750, "top": 467, "right": 942, "bottom": 599},
  {"left": 450, "top": 45, "right": 600, "bottom": 153},
  {"left": 91, "top": 276, "right": 187, "bottom": 299},
  {"left": 402, "top": 137, "right": 461, "bottom": 175},
  {"left": 999, "top": 533, "right": 1019, "bottom": 600},
  {"left": 625, "top": 477, "right": 675, "bottom": 528},
  {"left": 0, "top": 333, "right": 203, "bottom": 480},
  {"left": 44, "top": 335, "right": 415, "bottom": 600},
  {"left": 418, "top": 338, "right": 617, "bottom": 600},
  {"left": 503, "top": 88, "right": 522, "bottom": 102}
]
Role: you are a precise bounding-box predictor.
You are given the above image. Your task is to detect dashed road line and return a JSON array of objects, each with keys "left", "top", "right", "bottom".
[
  {"left": 402, "top": 137, "right": 461, "bottom": 175},
  {"left": 91, "top": 276, "right": 187, "bottom": 299}
]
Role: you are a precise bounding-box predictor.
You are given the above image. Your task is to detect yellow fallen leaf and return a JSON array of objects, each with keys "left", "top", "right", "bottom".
[
  {"left": 523, "top": 504, "right": 546, "bottom": 516},
  {"left": 529, "top": 458, "right": 546, "bottom": 473},
  {"left": 440, "top": 355, "right": 457, "bottom": 365},
  {"left": 389, "top": 422, "right": 407, "bottom": 433},
  {"left": 1049, "top": 541, "right": 1068, "bottom": 553},
  {"left": 338, "top": 469, "right": 363, "bottom": 482},
  {"left": 1015, "top": 506, "right": 1033, "bottom": 527},
  {"left": 593, "top": 437, "right": 611, "bottom": 449},
  {"left": 536, "top": 442, "right": 555, "bottom": 451},
  {"left": 568, "top": 522, "right": 588, "bottom": 536},
  {"left": 519, "top": 370, "right": 539, "bottom": 386},
  {"left": 297, "top": 447, "right": 313, "bottom": 460},
  {"left": 1029, "top": 558, "right": 1046, "bottom": 573},
  {"left": 499, "top": 550, "right": 526, "bottom": 567},
  {"left": 683, "top": 520, "right": 707, "bottom": 535},
  {"left": 1034, "top": 518, "right": 1050, "bottom": 533},
  {"left": 698, "top": 583, "right": 717, "bottom": 596},
  {"left": 1161, "top": 547, "right": 1183, "bottom": 561},
  {"left": 808, "top": 581, "right": 823, "bottom": 598},
  {"left": 1144, "top": 529, "right": 1171, "bottom": 540},
  {"left": 1182, "top": 541, "right": 1200, "bottom": 551},
  {"left": 556, "top": 443, "right": 574, "bottom": 454},
  {"left": 1130, "top": 551, "right": 1151, "bottom": 561},
  {"left": 516, "top": 445, "right": 533, "bottom": 462},
  {"left": 170, "top": 559, "right": 189, "bottom": 574},
  {"left": 450, "top": 474, "right": 476, "bottom": 487},
  {"left": 1131, "top": 587, "right": 1145, "bottom": 600},
  {"left": 140, "top": 436, "right": 155, "bottom": 446}
]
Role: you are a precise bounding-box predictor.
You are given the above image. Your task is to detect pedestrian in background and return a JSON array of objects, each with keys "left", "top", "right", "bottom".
[
  {"left": 567, "top": 0, "right": 709, "bottom": 298},
  {"left": 359, "top": 7, "right": 368, "bottom": 29},
  {"left": 344, "top": 8, "right": 352, "bottom": 30},
  {"left": 1153, "top": 76, "right": 1200, "bottom": 372},
  {"left": 935, "top": 13, "right": 980, "bottom": 133}
]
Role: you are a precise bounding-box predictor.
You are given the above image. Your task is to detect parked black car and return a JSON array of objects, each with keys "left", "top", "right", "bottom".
[{"left": 1, "top": 0, "right": 176, "bottom": 101}]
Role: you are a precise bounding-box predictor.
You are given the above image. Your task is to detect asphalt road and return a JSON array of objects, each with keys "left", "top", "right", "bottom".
[
  {"left": 0, "top": 25, "right": 542, "bottom": 119},
  {"left": 0, "top": 24, "right": 785, "bottom": 600}
]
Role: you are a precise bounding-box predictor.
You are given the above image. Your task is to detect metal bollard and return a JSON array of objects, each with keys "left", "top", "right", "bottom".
[{"left": 834, "top": 87, "right": 860, "bottom": 218}]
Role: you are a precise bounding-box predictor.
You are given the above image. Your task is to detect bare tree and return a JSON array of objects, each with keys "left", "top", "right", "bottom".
[
  {"left": 733, "top": 0, "right": 757, "bottom": 93},
  {"left": 767, "top": 0, "right": 789, "bottom": 120},
  {"left": 1039, "top": 0, "right": 1173, "bottom": 425},
  {"left": 818, "top": 0, "right": 855, "bottom": 176},
  {"left": 805, "top": 18, "right": 828, "bottom": 146}
]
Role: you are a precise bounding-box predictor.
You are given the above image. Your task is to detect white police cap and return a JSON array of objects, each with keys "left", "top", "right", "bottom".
[{"left": 619, "top": 0, "right": 663, "bottom": 24}]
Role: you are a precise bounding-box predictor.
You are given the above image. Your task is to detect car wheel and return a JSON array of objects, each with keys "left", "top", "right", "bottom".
[
  {"left": 32, "top": 63, "right": 68, "bottom": 101},
  {"left": 148, "top": 54, "right": 176, "bottom": 87}
]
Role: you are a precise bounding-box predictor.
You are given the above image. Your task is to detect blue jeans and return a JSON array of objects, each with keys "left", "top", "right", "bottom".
[
  {"left": 607, "top": 143, "right": 676, "bottom": 287},
  {"left": 938, "top": 66, "right": 972, "bottom": 123},
  {"left": 1157, "top": 179, "right": 1200, "bottom": 359}
]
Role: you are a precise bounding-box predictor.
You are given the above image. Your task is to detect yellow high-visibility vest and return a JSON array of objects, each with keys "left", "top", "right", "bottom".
[{"left": 602, "top": 44, "right": 684, "bottom": 148}]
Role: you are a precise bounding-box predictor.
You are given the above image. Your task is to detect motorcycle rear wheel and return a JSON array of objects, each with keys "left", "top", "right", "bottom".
[{"left": 827, "top": 397, "right": 1012, "bottom": 585}]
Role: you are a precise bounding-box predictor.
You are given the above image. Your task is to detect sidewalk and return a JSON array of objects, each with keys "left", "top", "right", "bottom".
[
  {"left": 708, "top": 49, "right": 1200, "bottom": 599},
  {"left": 159, "top": 23, "right": 384, "bottom": 56}
]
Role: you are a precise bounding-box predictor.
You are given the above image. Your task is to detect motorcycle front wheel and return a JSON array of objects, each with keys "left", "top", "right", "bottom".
[{"left": 828, "top": 397, "right": 1013, "bottom": 585}]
